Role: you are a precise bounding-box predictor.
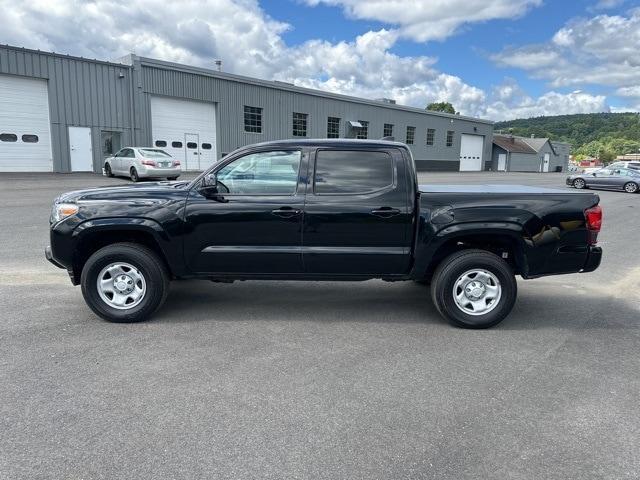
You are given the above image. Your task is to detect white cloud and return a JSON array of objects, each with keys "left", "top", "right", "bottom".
[
  {"left": 484, "top": 82, "right": 609, "bottom": 121},
  {"left": 0, "top": 0, "right": 618, "bottom": 120},
  {"left": 304, "top": 0, "right": 543, "bottom": 42},
  {"left": 491, "top": 10, "right": 640, "bottom": 88},
  {"left": 591, "top": 0, "right": 626, "bottom": 10}
]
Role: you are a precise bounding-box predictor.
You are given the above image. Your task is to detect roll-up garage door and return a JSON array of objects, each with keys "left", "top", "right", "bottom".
[
  {"left": 459, "top": 134, "right": 484, "bottom": 171},
  {"left": 150, "top": 96, "right": 217, "bottom": 171},
  {"left": 0, "top": 74, "right": 53, "bottom": 172}
]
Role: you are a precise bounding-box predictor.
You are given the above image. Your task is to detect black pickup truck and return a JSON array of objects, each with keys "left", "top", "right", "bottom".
[{"left": 46, "top": 139, "right": 602, "bottom": 328}]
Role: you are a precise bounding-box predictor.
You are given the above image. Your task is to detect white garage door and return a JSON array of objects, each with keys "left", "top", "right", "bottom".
[
  {"left": 459, "top": 134, "right": 484, "bottom": 171},
  {"left": 0, "top": 74, "right": 53, "bottom": 172},
  {"left": 150, "top": 96, "right": 217, "bottom": 171}
]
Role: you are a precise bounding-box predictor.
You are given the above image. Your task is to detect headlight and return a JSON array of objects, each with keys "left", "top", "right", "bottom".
[{"left": 51, "top": 203, "right": 79, "bottom": 223}]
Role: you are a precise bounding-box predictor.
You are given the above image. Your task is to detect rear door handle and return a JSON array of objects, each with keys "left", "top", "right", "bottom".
[
  {"left": 271, "top": 206, "right": 302, "bottom": 218},
  {"left": 371, "top": 207, "right": 401, "bottom": 218}
]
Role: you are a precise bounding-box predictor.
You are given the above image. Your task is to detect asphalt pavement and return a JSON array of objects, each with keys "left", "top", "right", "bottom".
[{"left": 0, "top": 171, "right": 638, "bottom": 479}]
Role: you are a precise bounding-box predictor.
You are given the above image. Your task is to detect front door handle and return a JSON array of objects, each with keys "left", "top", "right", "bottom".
[
  {"left": 271, "top": 206, "right": 302, "bottom": 218},
  {"left": 371, "top": 207, "right": 401, "bottom": 218}
]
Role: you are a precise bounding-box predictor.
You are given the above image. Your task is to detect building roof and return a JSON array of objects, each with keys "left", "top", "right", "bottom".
[
  {"left": 132, "top": 54, "right": 495, "bottom": 125},
  {"left": 492, "top": 135, "right": 537, "bottom": 154},
  {"left": 522, "top": 137, "right": 553, "bottom": 153}
]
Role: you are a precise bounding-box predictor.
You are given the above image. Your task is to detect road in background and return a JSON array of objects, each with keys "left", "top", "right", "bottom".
[{"left": 1, "top": 172, "right": 638, "bottom": 479}]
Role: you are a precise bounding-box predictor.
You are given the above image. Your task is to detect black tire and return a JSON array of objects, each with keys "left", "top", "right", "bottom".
[
  {"left": 130, "top": 168, "right": 139, "bottom": 182},
  {"left": 104, "top": 163, "right": 114, "bottom": 177},
  {"left": 430, "top": 249, "right": 517, "bottom": 329},
  {"left": 573, "top": 178, "right": 586, "bottom": 189},
  {"left": 623, "top": 182, "right": 638, "bottom": 194},
  {"left": 167, "top": 176, "right": 179, "bottom": 181},
  {"left": 80, "top": 243, "right": 169, "bottom": 323}
]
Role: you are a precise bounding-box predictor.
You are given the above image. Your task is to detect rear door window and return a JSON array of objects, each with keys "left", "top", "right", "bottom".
[{"left": 313, "top": 150, "right": 394, "bottom": 194}]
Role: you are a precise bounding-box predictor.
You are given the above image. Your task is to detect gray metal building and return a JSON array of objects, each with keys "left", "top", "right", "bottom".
[
  {"left": 0, "top": 44, "right": 494, "bottom": 173},
  {"left": 491, "top": 134, "right": 570, "bottom": 172}
]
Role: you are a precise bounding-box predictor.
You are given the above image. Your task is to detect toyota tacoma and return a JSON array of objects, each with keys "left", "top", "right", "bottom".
[{"left": 46, "top": 139, "right": 603, "bottom": 328}]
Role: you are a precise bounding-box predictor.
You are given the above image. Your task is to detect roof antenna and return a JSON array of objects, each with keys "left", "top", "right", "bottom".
[{"left": 214, "top": 59, "right": 222, "bottom": 72}]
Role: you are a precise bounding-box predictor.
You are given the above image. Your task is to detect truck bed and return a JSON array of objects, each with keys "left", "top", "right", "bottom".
[{"left": 419, "top": 184, "right": 580, "bottom": 194}]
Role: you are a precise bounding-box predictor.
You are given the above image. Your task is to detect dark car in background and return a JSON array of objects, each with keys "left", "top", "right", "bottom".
[{"left": 567, "top": 166, "right": 640, "bottom": 193}]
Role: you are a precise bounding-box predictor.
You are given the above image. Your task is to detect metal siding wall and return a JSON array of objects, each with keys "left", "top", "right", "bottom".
[
  {"left": 140, "top": 65, "right": 493, "bottom": 168},
  {"left": 0, "top": 46, "right": 134, "bottom": 172},
  {"left": 509, "top": 153, "right": 539, "bottom": 172}
]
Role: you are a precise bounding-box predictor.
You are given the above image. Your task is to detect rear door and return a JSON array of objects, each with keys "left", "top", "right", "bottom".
[{"left": 302, "top": 147, "right": 413, "bottom": 275}]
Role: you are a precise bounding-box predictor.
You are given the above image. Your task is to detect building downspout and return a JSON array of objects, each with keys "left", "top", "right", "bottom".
[{"left": 129, "top": 62, "right": 136, "bottom": 145}]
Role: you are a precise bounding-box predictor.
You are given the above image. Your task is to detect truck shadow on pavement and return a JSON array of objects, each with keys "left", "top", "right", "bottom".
[{"left": 154, "top": 278, "right": 638, "bottom": 331}]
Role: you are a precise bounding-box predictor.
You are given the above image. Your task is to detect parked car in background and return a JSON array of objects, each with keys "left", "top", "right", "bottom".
[
  {"left": 104, "top": 147, "right": 181, "bottom": 182},
  {"left": 567, "top": 167, "right": 640, "bottom": 193},
  {"left": 607, "top": 161, "right": 640, "bottom": 170}
]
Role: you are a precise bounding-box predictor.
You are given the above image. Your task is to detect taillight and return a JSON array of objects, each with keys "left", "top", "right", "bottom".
[
  {"left": 584, "top": 205, "right": 602, "bottom": 244},
  {"left": 173, "top": 160, "right": 181, "bottom": 167},
  {"left": 141, "top": 159, "right": 156, "bottom": 166}
]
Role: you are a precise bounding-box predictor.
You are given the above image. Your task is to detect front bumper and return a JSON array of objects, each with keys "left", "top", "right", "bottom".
[
  {"left": 45, "top": 245, "right": 65, "bottom": 269},
  {"left": 582, "top": 245, "right": 602, "bottom": 273}
]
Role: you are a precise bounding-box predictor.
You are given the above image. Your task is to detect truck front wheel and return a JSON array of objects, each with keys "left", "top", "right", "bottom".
[
  {"left": 430, "top": 249, "right": 517, "bottom": 329},
  {"left": 80, "top": 243, "right": 169, "bottom": 323}
]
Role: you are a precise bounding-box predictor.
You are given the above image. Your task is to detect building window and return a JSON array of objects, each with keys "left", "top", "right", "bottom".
[
  {"left": 155, "top": 140, "right": 167, "bottom": 147},
  {"left": 426, "top": 128, "right": 435, "bottom": 146},
  {"left": 405, "top": 126, "right": 415, "bottom": 145},
  {"left": 1, "top": 133, "right": 18, "bottom": 142},
  {"left": 202, "top": 143, "right": 212, "bottom": 150},
  {"left": 356, "top": 121, "right": 369, "bottom": 139},
  {"left": 446, "top": 130, "right": 454, "bottom": 147},
  {"left": 21, "top": 134, "right": 39, "bottom": 143},
  {"left": 292, "top": 112, "right": 308, "bottom": 137},
  {"left": 172, "top": 141, "right": 183, "bottom": 148},
  {"left": 186, "top": 142, "right": 197, "bottom": 149},
  {"left": 327, "top": 117, "right": 340, "bottom": 138},
  {"left": 244, "top": 105, "right": 263, "bottom": 133},
  {"left": 383, "top": 123, "right": 393, "bottom": 138}
]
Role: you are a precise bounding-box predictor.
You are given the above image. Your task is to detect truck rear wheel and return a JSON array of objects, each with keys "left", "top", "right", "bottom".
[
  {"left": 430, "top": 249, "right": 517, "bottom": 329},
  {"left": 80, "top": 243, "right": 169, "bottom": 323}
]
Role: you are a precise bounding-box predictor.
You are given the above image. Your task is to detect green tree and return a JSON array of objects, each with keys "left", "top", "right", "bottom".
[{"left": 426, "top": 102, "right": 456, "bottom": 114}]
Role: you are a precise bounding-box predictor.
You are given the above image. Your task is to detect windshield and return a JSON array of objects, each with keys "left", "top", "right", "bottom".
[{"left": 139, "top": 148, "right": 172, "bottom": 158}]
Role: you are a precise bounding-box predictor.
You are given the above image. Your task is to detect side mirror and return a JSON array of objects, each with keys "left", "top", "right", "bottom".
[
  {"left": 592, "top": 172, "right": 597, "bottom": 176},
  {"left": 199, "top": 173, "right": 219, "bottom": 197}
]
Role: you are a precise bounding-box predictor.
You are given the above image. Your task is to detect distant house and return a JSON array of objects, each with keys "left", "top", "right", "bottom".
[{"left": 491, "top": 134, "right": 570, "bottom": 172}]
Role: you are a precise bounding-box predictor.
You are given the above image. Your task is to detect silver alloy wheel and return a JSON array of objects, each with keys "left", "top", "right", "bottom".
[
  {"left": 97, "top": 262, "right": 146, "bottom": 310},
  {"left": 452, "top": 269, "right": 502, "bottom": 316},
  {"left": 573, "top": 178, "right": 585, "bottom": 189},
  {"left": 624, "top": 182, "right": 638, "bottom": 193}
]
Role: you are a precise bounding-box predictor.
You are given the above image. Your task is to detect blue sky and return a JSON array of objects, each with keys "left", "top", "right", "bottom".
[
  {"left": 2, "top": 0, "right": 640, "bottom": 120},
  {"left": 264, "top": 0, "right": 633, "bottom": 108}
]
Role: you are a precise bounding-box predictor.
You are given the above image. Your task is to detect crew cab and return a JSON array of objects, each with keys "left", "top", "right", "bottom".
[{"left": 46, "top": 139, "right": 603, "bottom": 328}]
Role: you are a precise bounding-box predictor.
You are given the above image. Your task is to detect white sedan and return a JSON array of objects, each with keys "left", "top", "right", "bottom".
[{"left": 104, "top": 147, "right": 181, "bottom": 182}]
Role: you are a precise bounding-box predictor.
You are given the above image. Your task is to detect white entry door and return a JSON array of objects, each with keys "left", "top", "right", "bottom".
[
  {"left": 184, "top": 133, "right": 201, "bottom": 171},
  {"left": 497, "top": 153, "right": 506, "bottom": 171},
  {"left": 69, "top": 127, "right": 93, "bottom": 171},
  {"left": 459, "top": 134, "right": 484, "bottom": 171},
  {"left": 542, "top": 153, "right": 550, "bottom": 172}
]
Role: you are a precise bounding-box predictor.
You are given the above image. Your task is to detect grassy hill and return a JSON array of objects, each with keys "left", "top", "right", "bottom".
[{"left": 494, "top": 112, "right": 640, "bottom": 160}]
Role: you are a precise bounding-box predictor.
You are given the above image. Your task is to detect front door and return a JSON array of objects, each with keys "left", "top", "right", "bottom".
[
  {"left": 302, "top": 147, "right": 413, "bottom": 275},
  {"left": 183, "top": 149, "right": 306, "bottom": 274},
  {"left": 498, "top": 153, "right": 506, "bottom": 172},
  {"left": 542, "top": 153, "right": 550, "bottom": 172},
  {"left": 185, "top": 133, "right": 200, "bottom": 171},
  {"left": 68, "top": 127, "right": 93, "bottom": 171}
]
